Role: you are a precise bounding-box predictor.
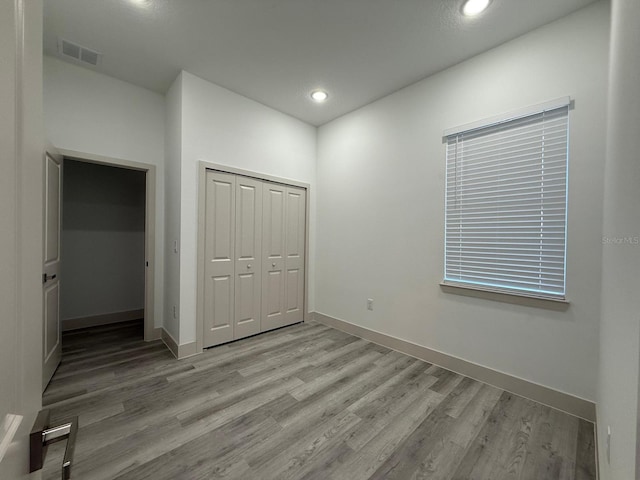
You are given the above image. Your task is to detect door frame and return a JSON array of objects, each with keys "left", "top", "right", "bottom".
[
  {"left": 196, "top": 161, "right": 311, "bottom": 354},
  {"left": 55, "top": 148, "right": 158, "bottom": 342}
]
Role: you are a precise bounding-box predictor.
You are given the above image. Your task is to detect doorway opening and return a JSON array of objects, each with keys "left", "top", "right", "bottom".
[
  {"left": 41, "top": 147, "right": 159, "bottom": 401},
  {"left": 42, "top": 149, "right": 163, "bottom": 406},
  {"left": 55, "top": 149, "right": 158, "bottom": 348},
  {"left": 60, "top": 159, "right": 147, "bottom": 344}
]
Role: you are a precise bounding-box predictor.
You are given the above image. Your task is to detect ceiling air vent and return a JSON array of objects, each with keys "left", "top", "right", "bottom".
[{"left": 58, "top": 39, "right": 101, "bottom": 66}]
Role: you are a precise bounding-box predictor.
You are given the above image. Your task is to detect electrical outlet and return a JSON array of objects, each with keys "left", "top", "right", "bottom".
[
  {"left": 607, "top": 426, "right": 611, "bottom": 464},
  {"left": 173, "top": 305, "right": 177, "bottom": 319},
  {"left": 367, "top": 298, "right": 374, "bottom": 311}
]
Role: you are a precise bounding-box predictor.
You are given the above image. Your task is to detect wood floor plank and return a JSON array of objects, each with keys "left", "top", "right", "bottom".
[
  {"left": 345, "top": 361, "right": 437, "bottom": 451},
  {"left": 409, "top": 383, "right": 503, "bottom": 480},
  {"left": 427, "top": 366, "right": 465, "bottom": 396},
  {"left": 190, "top": 394, "right": 301, "bottom": 473},
  {"left": 366, "top": 388, "right": 463, "bottom": 480},
  {"left": 328, "top": 389, "right": 446, "bottom": 480},
  {"left": 115, "top": 393, "right": 297, "bottom": 480},
  {"left": 176, "top": 375, "right": 304, "bottom": 427},
  {"left": 289, "top": 348, "right": 383, "bottom": 400},
  {"left": 450, "top": 392, "right": 540, "bottom": 480},
  {"left": 237, "top": 337, "right": 335, "bottom": 377},
  {"left": 55, "top": 341, "right": 168, "bottom": 376},
  {"left": 346, "top": 356, "right": 424, "bottom": 414},
  {"left": 245, "top": 354, "right": 424, "bottom": 473},
  {"left": 448, "top": 383, "right": 504, "bottom": 449},
  {"left": 255, "top": 410, "right": 361, "bottom": 480},
  {"left": 42, "top": 320, "right": 596, "bottom": 480},
  {"left": 186, "top": 323, "right": 330, "bottom": 371},
  {"left": 575, "top": 419, "right": 597, "bottom": 480},
  {"left": 444, "top": 376, "right": 485, "bottom": 419},
  {"left": 292, "top": 339, "right": 373, "bottom": 382},
  {"left": 520, "top": 403, "right": 563, "bottom": 480},
  {"left": 44, "top": 361, "right": 195, "bottom": 412},
  {"left": 78, "top": 401, "right": 125, "bottom": 427},
  {"left": 114, "top": 408, "right": 284, "bottom": 479},
  {"left": 273, "top": 352, "right": 414, "bottom": 431},
  {"left": 548, "top": 407, "right": 581, "bottom": 478}
]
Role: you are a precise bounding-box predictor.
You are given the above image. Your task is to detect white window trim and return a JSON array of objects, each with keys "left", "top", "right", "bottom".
[
  {"left": 443, "top": 96, "right": 571, "bottom": 138},
  {"left": 439, "top": 281, "right": 570, "bottom": 304}
]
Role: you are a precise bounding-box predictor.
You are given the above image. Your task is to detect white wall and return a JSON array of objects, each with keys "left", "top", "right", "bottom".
[
  {"left": 316, "top": 1, "right": 609, "bottom": 402},
  {"left": 61, "top": 160, "right": 146, "bottom": 322},
  {"left": 43, "top": 56, "right": 165, "bottom": 328},
  {"left": 163, "top": 73, "right": 183, "bottom": 341},
  {"left": 597, "top": 0, "right": 640, "bottom": 477},
  {"left": 176, "top": 71, "right": 317, "bottom": 344}
]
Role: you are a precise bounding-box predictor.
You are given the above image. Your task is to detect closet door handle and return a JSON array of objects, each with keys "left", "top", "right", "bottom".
[
  {"left": 43, "top": 273, "right": 57, "bottom": 283},
  {"left": 247, "top": 264, "right": 252, "bottom": 269},
  {"left": 272, "top": 263, "right": 276, "bottom": 268}
]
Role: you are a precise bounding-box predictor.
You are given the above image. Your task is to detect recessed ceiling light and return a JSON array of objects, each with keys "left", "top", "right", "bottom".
[
  {"left": 462, "top": 0, "right": 491, "bottom": 16},
  {"left": 129, "top": 0, "right": 151, "bottom": 7},
  {"left": 310, "top": 90, "right": 328, "bottom": 103}
]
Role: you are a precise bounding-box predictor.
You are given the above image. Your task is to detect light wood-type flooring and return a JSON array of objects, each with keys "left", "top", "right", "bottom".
[{"left": 42, "top": 320, "right": 596, "bottom": 480}]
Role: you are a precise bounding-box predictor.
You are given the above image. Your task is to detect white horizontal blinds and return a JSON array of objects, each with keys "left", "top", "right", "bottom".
[{"left": 445, "top": 105, "right": 569, "bottom": 297}]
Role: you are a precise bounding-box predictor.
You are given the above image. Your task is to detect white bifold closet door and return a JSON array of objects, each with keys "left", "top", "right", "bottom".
[
  {"left": 234, "top": 176, "right": 263, "bottom": 339},
  {"left": 204, "top": 170, "right": 305, "bottom": 348},
  {"left": 284, "top": 186, "right": 306, "bottom": 326},
  {"left": 204, "top": 171, "right": 236, "bottom": 348},
  {"left": 284, "top": 187, "right": 306, "bottom": 325},
  {"left": 262, "top": 183, "right": 306, "bottom": 331}
]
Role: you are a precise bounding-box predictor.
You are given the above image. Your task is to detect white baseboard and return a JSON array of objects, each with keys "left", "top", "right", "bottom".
[
  {"left": 313, "top": 311, "right": 596, "bottom": 422},
  {"left": 149, "top": 327, "right": 163, "bottom": 341},
  {"left": 178, "top": 341, "right": 199, "bottom": 359},
  {"left": 62, "top": 309, "right": 144, "bottom": 331},
  {"left": 161, "top": 328, "right": 198, "bottom": 359},
  {"left": 161, "top": 328, "right": 179, "bottom": 358}
]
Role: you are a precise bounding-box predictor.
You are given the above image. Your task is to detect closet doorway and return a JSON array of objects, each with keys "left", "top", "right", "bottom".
[
  {"left": 196, "top": 163, "right": 310, "bottom": 352},
  {"left": 58, "top": 150, "right": 157, "bottom": 343}
]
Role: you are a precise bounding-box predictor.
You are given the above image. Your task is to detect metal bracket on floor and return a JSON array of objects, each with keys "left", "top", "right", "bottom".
[{"left": 30, "top": 409, "right": 78, "bottom": 479}]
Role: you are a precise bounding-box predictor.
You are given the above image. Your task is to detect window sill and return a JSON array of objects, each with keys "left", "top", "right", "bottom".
[{"left": 440, "top": 281, "right": 570, "bottom": 311}]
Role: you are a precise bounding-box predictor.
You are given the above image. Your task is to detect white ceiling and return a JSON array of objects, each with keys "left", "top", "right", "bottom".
[{"left": 43, "top": 0, "right": 599, "bottom": 126}]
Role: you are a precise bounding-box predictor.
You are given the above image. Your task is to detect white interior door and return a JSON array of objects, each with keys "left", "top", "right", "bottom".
[
  {"left": 261, "top": 183, "right": 287, "bottom": 331},
  {"left": 42, "top": 151, "right": 62, "bottom": 390},
  {"left": 284, "top": 186, "right": 306, "bottom": 326},
  {"left": 1, "top": 1, "right": 46, "bottom": 476},
  {"left": 204, "top": 171, "right": 236, "bottom": 348},
  {"left": 234, "top": 177, "right": 263, "bottom": 339}
]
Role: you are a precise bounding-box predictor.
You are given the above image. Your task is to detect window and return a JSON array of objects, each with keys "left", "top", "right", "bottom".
[{"left": 443, "top": 99, "right": 570, "bottom": 300}]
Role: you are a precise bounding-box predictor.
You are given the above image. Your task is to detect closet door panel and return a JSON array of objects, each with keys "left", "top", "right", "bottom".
[
  {"left": 204, "top": 171, "right": 236, "bottom": 347},
  {"left": 286, "top": 269, "right": 301, "bottom": 313},
  {"left": 234, "top": 177, "right": 262, "bottom": 339},
  {"left": 261, "top": 183, "right": 286, "bottom": 331},
  {"left": 284, "top": 186, "right": 306, "bottom": 326}
]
